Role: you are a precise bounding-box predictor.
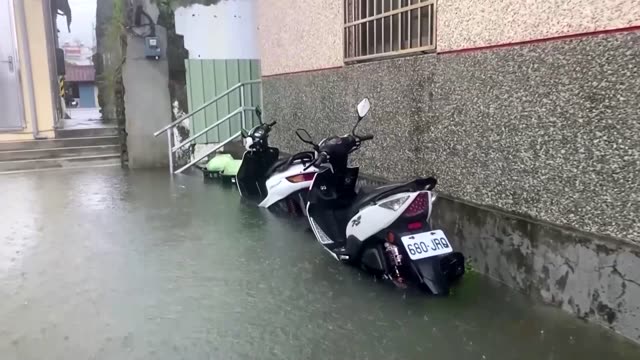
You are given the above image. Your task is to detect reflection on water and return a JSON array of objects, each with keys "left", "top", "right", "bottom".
[{"left": 0, "top": 168, "right": 638, "bottom": 360}]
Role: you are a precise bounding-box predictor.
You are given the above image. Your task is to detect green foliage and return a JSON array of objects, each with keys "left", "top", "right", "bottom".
[
  {"left": 154, "top": 0, "right": 190, "bottom": 112},
  {"left": 465, "top": 261, "right": 475, "bottom": 273},
  {"left": 97, "top": 0, "right": 127, "bottom": 113},
  {"left": 155, "top": 0, "right": 189, "bottom": 73}
]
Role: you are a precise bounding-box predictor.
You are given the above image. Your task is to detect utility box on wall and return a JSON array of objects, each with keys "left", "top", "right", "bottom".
[{"left": 144, "top": 36, "right": 161, "bottom": 59}]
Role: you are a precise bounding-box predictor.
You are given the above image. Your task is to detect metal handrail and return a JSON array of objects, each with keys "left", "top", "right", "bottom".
[
  {"left": 153, "top": 79, "right": 261, "bottom": 137},
  {"left": 173, "top": 107, "right": 244, "bottom": 152},
  {"left": 152, "top": 79, "right": 262, "bottom": 174}
]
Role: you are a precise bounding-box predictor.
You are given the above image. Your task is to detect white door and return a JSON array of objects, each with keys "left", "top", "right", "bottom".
[{"left": 0, "top": 0, "right": 24, "bottom": 130}]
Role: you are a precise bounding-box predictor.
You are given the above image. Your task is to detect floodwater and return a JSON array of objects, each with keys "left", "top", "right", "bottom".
[{"left": 1, "top": 167, "right": 638, "bottom": 360}]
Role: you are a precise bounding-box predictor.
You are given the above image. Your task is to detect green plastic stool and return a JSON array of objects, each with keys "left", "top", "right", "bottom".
[
  {"left": 222, "top": 159, "right": 242, "bottom": 177},
  {"left": 206, "top": 154, "right": 234, "bottom": 173}
]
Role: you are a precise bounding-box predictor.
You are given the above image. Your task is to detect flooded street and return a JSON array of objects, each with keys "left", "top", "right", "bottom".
[{"left": 1, "top": 167, "right": 639, "bottom": 360}]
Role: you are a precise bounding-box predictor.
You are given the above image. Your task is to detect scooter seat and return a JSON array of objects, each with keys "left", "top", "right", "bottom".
[
  {"left": 265, "top": 151, "right": 315, "bottom": 178},
  {"left": 349, "top": 177, "right": 437, "bottom": 217}
]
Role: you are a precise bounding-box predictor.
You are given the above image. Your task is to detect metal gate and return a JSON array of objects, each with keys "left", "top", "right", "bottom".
[{"left": 0, "top": 0, "right": 25, "bottom": 130}]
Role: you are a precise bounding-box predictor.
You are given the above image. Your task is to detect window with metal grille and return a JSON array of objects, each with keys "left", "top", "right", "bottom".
[{"left": 344, "top": 0, "right": 436, "bottom": 63}]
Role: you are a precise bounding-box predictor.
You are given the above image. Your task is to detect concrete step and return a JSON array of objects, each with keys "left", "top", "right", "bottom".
[
  {"left": 55, "top": 127, "right": 119, "bottom": 138},
  {"left": 0, "top": 136, "right": 119, "bottom": 152},
  {"left": 0, "top": 154, "right": 121, "bottom": 173},
  {"left": 0, "top": 145, "right": 120, "bottom": 162}
]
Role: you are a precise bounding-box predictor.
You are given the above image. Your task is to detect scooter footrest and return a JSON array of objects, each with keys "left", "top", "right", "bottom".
[{"left": 334, "top": 247, "right": 347, "bottom": 255}]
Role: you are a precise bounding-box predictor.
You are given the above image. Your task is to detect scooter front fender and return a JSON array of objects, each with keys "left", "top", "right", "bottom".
[
  {"left": 236, "top": 152, "right": 264, "bottom": 201},
  {"left": 236, "top": 148, "right": 279, "bottom": 201},
  {"left": 411, "top": 252, "right": 465, "bottom": 295}
]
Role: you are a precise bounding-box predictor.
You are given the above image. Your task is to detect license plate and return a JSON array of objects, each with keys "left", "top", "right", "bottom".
[{"left": 401, "top": 230, "right": 453, "bottom": 260}]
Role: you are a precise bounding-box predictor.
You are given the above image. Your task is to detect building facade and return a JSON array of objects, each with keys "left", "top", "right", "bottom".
[
  {"left": 64, "top": 62, "right": 97, "bottom": 108},
  {"left": 174, "top": 0, "right": 261, "bottom": 148},
  {"left": 257, "top": 0, "right": 640, "bottom": 342},
  {"left": 0, "top": 0, "right": 58, "bottom": 141}
]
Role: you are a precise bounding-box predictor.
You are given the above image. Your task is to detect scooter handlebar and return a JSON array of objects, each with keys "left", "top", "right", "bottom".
[
  {"left": 304, "top": 152, "right": 328, "bottom": 171},
  {"left": 268, "top": 121, "right": 277, "bottom": 127},
  {"left": 359, "top": 134, "right": 374, "bottom": 141}
]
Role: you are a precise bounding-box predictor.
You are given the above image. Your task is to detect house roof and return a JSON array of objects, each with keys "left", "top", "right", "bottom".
[{"left": 65, "top": 63, "right": 95, "bottom": 82}]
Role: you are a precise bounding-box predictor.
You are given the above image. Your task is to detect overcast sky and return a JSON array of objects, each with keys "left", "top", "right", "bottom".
[{"left": 56, "top": 0, "right": 97, "bottom": 47}]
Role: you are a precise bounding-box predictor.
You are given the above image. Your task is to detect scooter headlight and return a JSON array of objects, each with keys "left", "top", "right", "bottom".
[{"left": 378, "top": 195, "right": 410, "bottom": 211}]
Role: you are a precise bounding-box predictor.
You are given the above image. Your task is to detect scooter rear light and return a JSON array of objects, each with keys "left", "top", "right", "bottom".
[
  {"left": 407, "top": 222, "right": 422, "bottom": 230},
  {"left": 402, "top": 192, "right": 429, "bottom": 218},
  {"left": 379, "top": 195, "right": 410, "bottom": 211},
  {"left": 286, "top": 173, "right": 316, "bottom": 183}
]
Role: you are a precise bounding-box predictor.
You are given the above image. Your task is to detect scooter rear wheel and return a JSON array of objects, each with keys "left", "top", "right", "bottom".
[{"left": 269, "top": 198, "right": 302, "bottom": 217}]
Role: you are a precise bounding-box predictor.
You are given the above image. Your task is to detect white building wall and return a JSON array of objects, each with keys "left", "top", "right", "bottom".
[{"left": 175, "top": 0, "right": 259, "bottom": 60}]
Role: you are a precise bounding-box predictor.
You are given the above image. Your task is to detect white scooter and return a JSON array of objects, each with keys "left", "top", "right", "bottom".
[
  {"left": 235, "top": 114, "right": 324, "bottom": 216},
  {"left": 302, "top": 99, "right": 465, "bottom": 295}
]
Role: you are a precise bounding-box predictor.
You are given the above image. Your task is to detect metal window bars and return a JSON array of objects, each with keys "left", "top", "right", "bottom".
[
  {"left": 344, "top": 0, "right": 436, "bottom": 63},
  {"left": 153, "top": 79, "right": 261, "bottom": 174}
]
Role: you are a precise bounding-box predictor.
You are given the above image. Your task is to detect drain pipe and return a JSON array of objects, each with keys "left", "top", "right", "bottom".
[
  {"left": 15, "top": 0, "right": 43, "bottom": 139},
  {"left": 42, "top": 0, "right": 61, "bottom": 130}
]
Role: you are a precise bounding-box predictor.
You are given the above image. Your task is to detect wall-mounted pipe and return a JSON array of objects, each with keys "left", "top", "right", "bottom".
[{"left": 42, "top": 0, "right": 61, "bottom": 129}]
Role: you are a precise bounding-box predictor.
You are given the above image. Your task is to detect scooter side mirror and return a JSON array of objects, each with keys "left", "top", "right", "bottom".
[
  {"left": 295, "top": 128, "right": 314, "bottom": 144},
  {"left": 357, "top": 98, "right": 370, "bottom": 119},
  {"left": 255, "top": 106, "right": 263, "bottom": 123},
  {"left": 296, "top": 129, "right": 320, "bottom": 151},
  {"left": 352, "top": 98, "right": 371, "bottom": 135}
]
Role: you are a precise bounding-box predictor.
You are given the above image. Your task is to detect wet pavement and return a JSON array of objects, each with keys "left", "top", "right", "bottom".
[
  {"left": 1, "top": 167, "right": 639, "bottom": 360},
  {"left": 61, "top": 109, "right": 115, "bottom": 129}
]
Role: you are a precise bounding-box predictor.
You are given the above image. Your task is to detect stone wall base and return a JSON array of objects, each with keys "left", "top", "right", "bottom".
[{"left": 358, "top": 174, "right": 640, "bottom": 343}]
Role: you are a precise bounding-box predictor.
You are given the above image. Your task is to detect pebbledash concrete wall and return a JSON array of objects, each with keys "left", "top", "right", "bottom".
[
  {"left": 437, "top": 0, "right": 640, "bottom": 51},
  {"left": 258, "top": 0, "right": 640, "bottom": 343},
  {"left": 258, "top": 0, "right": 343, "bottom": 76}
]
